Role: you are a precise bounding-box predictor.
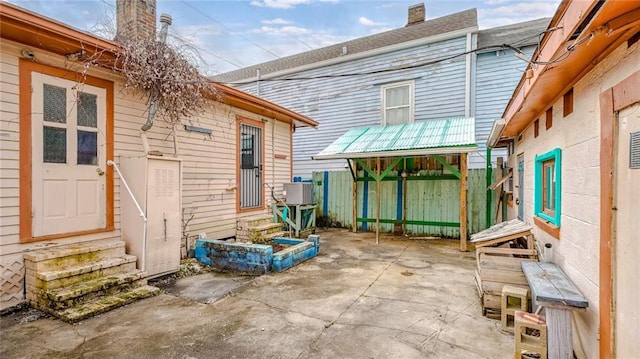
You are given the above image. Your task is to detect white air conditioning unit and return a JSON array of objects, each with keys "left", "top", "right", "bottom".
[{"left": 284, "top": 182, "right": 313, "bottom": 205}]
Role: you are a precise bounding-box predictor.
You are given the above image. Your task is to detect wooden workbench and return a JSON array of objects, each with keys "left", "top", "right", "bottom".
[{"left": 521, "top": 262, "right": 588, "bottom": 359}]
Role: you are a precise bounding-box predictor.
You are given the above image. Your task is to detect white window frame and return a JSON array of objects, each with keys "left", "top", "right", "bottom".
[{"left": 380, "top": 80, "right": 415, "bottom": 125}]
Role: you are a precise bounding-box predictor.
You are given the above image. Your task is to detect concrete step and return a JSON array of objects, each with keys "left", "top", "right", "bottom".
[
  {"left": 238, "top": 215, "right": 274, "bottom": 229},
  {"left": 249, "top": 224, "right": 283, "bottom": 241},
  {"left": 56, "top": 285, "right": 161, "bottom": 323},
  {"left": 32, "top": 255, "right": 138, "bottom": 289},
  {"left": 24, "top": 240, "right": 127, "bottom": 272},
  {"left": 43, "top": 271, "right": 148, "bottom": 310},
  {"left": 252, "top": 231, "right": 287, "bottom": 244}
]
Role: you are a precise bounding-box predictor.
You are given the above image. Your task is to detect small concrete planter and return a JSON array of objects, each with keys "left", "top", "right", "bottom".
[{"left": 195, "top": 235, "right": 319, "bottom": 274}]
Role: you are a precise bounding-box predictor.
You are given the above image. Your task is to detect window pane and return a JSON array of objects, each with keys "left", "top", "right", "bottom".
[
  {"left": 543, "top": 161, "right": 555, "bottom": 211},
  {"left": 386, "top": 108, "right": 410, "bottom": 125},
  {"left": 241, "top": 134, "right": 254, "bottom": 169},
  {"left": 77, "top": 92, "right": 97, "bottom": 127},
  {"left": 43, "top": 84, "right": 67, "bottom": 123},
  {"left": 43, "top": 126, "right": 66, "bottom": 163},
  {"left": 77, "top": 130, "right": 98, "bottom": 165},
  {"left": 386, "top": 86, "right": 409, "bottom": 107}
]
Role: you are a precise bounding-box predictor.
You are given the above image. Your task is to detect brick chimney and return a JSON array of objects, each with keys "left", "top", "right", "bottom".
[
  {"left": 116, "top": 0, "right": 157, "bottom": 41},
  {"left": 406, "top": 3, "right": 425, "bottom": 26}
]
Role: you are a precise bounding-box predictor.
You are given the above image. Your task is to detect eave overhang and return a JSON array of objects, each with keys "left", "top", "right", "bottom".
[{"left": 500, "top": 0, "right": 640, "bottom": 139}]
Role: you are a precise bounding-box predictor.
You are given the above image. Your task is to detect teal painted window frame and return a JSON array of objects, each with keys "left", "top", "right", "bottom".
[{"left": 534, "top": 148, "right": 562, "bottom": 226}]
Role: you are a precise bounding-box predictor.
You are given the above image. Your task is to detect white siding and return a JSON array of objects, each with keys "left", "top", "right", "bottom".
[
  {"left": 474, "top": 46, "right": 535, "bottom": 168},
  {"left": 0, "top": 39, "right": 293, "bottom": 309},
  {"left": 508, "top": 41, "right": 640, "bottom": 357}
]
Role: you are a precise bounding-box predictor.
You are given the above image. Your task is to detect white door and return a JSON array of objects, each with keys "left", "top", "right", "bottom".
[
  {"left": 614, "top": 102, "right": 640, "bottom": 357},
  {"left": 31, "top": 73, "right": 107, "bottom": 237}
]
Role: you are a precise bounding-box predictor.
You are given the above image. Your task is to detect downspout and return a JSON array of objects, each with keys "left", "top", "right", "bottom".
[
  {"left": 464, "top": 32, "right": 473, "bottom": 118},
  {"left": 256, "top": 68, "right": 261, "bottom": 97},
  {"left": 141, "top": 13, "right": 172, "bottom": 131},
  {"left": 486, "top": 147, "right": 492, "bottom": 228}
]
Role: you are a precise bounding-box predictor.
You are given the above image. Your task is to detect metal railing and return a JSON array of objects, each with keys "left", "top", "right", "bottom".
[{"left": 107, "top": 160, "right": 148, "bottom": 271}]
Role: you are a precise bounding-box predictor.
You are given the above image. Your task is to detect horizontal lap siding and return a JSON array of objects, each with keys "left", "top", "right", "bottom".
[
  {"left": 472, "top": 46, "right": 536, "bottom": 168},
  {"left": 0, "top": 43, "right": 22, "bottom": 245},
  {"left": 0, "top": 40, "right": 289, "bottom": 251},
  {"left": 234, "top": 37, "right": 469, "bottom": 179}
]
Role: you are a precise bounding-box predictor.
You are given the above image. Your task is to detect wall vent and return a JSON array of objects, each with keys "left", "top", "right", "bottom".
[{"left": 630, "top": 131, "right": 640, "bottom": 169}]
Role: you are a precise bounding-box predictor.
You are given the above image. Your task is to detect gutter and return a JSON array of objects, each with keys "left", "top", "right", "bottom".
[{"left": 231, "top": 26, "right": 478, "bottom": 83}]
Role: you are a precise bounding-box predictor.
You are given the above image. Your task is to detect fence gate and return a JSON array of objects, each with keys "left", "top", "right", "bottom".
[{"left": 240, "top": 123, "right": 263, "bottom": 209}]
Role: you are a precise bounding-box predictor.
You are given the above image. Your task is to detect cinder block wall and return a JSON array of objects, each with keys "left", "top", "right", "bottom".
[{"left": 506, "top": 42, "right": 639, "bottom": 356}]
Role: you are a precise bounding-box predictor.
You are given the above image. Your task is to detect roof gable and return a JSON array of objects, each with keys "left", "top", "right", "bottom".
[{"left": 214, "top": 9, "right": 478, "bottom": 83}]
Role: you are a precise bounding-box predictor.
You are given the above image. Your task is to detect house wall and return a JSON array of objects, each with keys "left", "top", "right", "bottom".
[
  {"left": 475, "top": 46, "right": 535, "bottom": 168},
  {"left": 234, "top": 36, "right": 470, "bottom": 178},
  {"left": 506, "top": 41, "right": 639, "bottom": 357},
  {"left": 0, "top": 39, "right": 292, "bottom": 311}
]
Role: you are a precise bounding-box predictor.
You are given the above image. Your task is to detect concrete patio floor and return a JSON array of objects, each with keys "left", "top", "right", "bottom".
[{"left": 0, "top": 229, "right": 514, "bottom": 358}]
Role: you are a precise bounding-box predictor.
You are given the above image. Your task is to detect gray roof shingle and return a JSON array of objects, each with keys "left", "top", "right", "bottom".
[
  {"left": 214, "top": 8, "right": 478, "bottom": 83},
  {"left": 477, "top": 17, "right": 551, "bottom": 50}
]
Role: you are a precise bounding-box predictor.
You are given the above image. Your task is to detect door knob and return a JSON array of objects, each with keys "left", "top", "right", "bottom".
[{"left": 96, "top": 168, "right": 105, "bottom": 176}]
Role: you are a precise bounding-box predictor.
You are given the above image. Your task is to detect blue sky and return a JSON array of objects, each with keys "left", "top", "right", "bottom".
[{"left": 5, "top": 0, "right": 559, "bottom": 74}]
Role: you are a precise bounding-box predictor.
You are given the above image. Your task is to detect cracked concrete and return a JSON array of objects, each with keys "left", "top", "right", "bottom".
[{"left": 0, "top": 229, "right": 514, "bottom": 358}]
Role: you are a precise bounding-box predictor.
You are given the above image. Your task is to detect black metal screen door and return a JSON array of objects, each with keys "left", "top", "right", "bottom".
[{"left": 240, "top": 124, "right": 263, "bottom": 209}]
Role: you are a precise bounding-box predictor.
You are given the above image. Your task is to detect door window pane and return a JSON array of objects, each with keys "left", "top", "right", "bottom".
[
  {"left": 43, "top": 126, "right": 66, "bottom": 163},
  {"left": 77, "top": 130, "right": 98, "bottom": 165},
  {"left": 77, "top": 92, "right": 97, "bottom": 127},
  {"left": 43, "top": 84, "right": 67, "bottom": 123},
  {"left": 241, "top": 134, "right": 255, "bottom": 169}
]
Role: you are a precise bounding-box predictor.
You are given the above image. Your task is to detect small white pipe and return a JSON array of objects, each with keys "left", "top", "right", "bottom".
[{"left": 107, "top": 160, "right": 148, "bottom": 271}]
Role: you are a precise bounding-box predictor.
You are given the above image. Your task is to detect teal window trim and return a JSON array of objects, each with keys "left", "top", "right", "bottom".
[{"left": 534, "top": 148, "right": 561, "bottom": 226}]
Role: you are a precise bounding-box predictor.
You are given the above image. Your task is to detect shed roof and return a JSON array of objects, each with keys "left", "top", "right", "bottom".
[
  {"left": 313, "top": 118, "right": 477, "bottom": 160},
  {"left": 214, "top": 9, "right": 477, "bottom": 83}
]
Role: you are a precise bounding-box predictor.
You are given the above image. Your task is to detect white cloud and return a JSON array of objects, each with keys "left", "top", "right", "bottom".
[
  {"left": 484, "top": 0, "right": 510, "bottom": 5},
  {"left": 318, "top": 0, "right": 339, "bottom": 3},
  {"left": 358, "top": 16, "right": 384, "bottom": 26},
  {"left": 251, "top": 26, "right": 312, "bottom": 35},
  {"left": 480, "top": 1, "right": 559, "bottom": 17},
  {"left": 262, "top": 18, "right": 293, "bottom": 25},
  {"left": 250, "top": 0, "right": 310, "bottom": 9},
  {"left": 478, "top": 1, "right": 559, "bottom": 28}
]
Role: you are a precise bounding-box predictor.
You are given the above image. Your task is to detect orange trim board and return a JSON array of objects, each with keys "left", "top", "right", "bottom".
[
  {"left": 18, "top": 59, "right": 115, "bottom": 242},
  {"left": 599, "top": 70, "right": 640, "bottom": 359}
]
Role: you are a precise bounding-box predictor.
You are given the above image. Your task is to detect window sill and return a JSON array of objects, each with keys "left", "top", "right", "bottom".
[{"left": 534, "top": 216, "right": 560, "bottom": 239}]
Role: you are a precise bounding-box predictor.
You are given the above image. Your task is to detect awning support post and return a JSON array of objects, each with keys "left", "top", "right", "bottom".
[
  {"left": 376, "top": 157, "right": 381, "bottom": 245},
  {"left": 460, "top": 153, "right": 468, "bottom": 251}
]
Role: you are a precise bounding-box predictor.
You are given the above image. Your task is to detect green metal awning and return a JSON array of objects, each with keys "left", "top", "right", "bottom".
[{"left": 313, "top": 118, "right": 477, "bottom": 160}]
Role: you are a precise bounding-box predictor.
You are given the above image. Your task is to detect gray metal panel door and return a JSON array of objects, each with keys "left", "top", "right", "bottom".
[
  {"left": 517, "top": 154, "right": 524, "bottom": 220},
  {"left": 240, "top": 124, "right": 263, "bottom": 209}
]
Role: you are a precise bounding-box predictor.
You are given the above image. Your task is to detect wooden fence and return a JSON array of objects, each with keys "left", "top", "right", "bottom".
[{"left": 311, "top": 169, "right": 498, "bottom": 237}]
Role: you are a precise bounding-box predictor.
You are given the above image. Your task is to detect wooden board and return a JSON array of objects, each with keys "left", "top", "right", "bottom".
[
  {"left": 521, "top": 262, "right": 589, "bottom": 308},
  {"left": 470, "top": 219, "right": 532, "bottom": 243},
  {"left": 479, "top": 268, "right": 528, "bottom": 285},
  {"left": 478, "top": 252, "right": 538, "bottom": 271}
]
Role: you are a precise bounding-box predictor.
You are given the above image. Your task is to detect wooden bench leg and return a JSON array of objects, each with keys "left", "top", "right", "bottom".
[{"left": 546, "top": 308, "right": 572, "bottom": 359}]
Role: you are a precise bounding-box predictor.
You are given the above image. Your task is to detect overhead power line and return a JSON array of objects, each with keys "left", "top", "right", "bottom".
[{"left": 179, "top": 0, "right": 282, "bottom": 60}]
